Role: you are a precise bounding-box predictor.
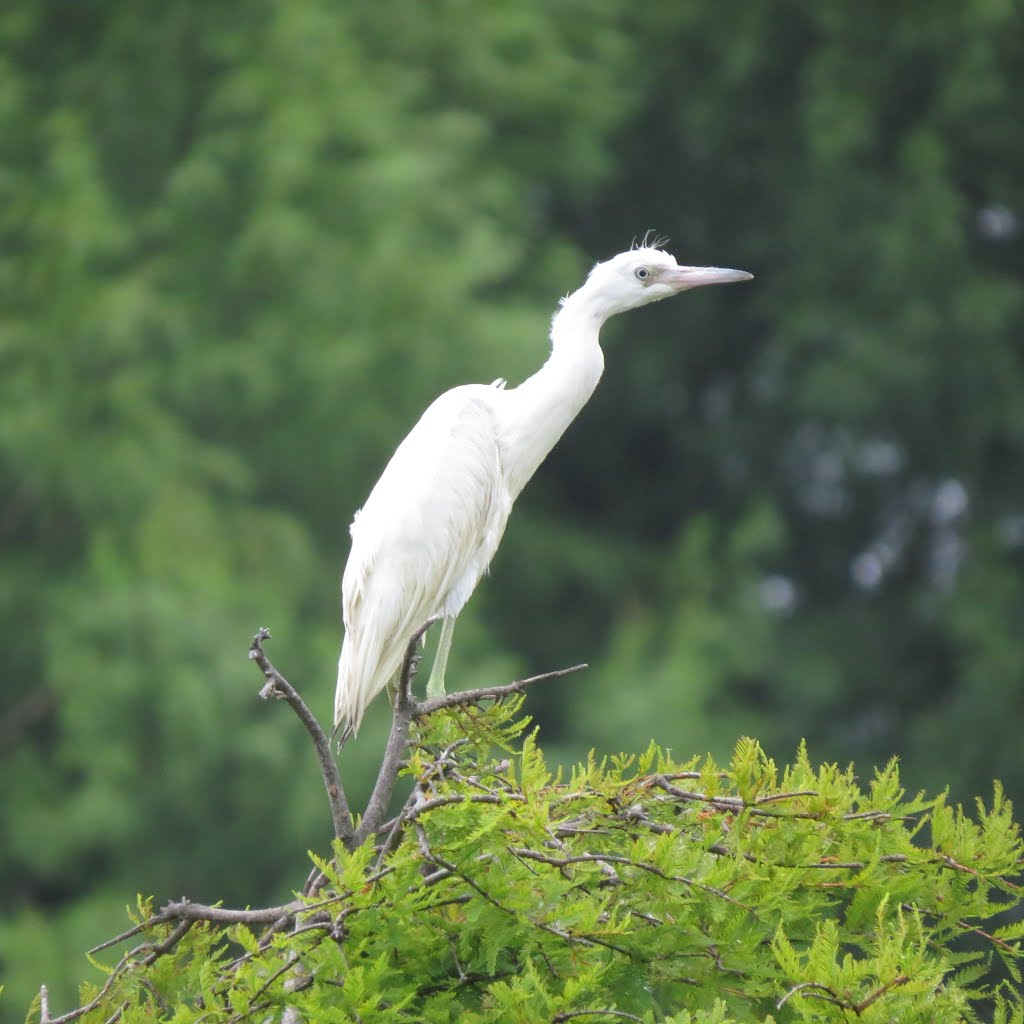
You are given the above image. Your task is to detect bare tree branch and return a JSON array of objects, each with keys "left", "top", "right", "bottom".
[
  {"left": 249, "top": 628, "right": 355, "bottom": 847},
  {"left": 853, "top": 975, "right": 910, "bottom": 1013},
  {"left": 415, "top": 663, "right": 588, "bottom": 718},
  {"left": 507, "top": 846, "right": 750, "bottom": 910},
  {"left": 88, "top": 923, "right": 147, "bottom": 957},
  {"left": 42, "top": 948, "right": 141, "bottom": 1024},
  {"left": 776, "top": 974, "right": 910, "bottom": 1014},
  {"left": 101, "top": 1001, "right": 129, "bottom": 1024},
  {"left": 423, "top": 848, "right": 631, "bottom": 956},
  {"left": 355, "top": 616, "right": 440, "bottom": 846},
  {"left": 776, "top": 981, "right": 841, "bottom": 1010},
  {"left": 140, "top": 919, "right": 193, "bottom": 967},
  {"left": 552, "top": 1012, "right": 644, "bottom": 1023},
  {"left": 157, "top": 899, "right": 303, "bottom": 926},
  {"left": 650, "top": 775, "right": 912, "bottom": 824}
]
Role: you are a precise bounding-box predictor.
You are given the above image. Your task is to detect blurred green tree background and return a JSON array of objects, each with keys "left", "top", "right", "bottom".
[{"left": 1, "top": 0, "right": 1021, "bottom": 1014}]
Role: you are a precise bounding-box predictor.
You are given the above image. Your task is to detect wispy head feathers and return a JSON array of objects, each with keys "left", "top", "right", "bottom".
[{"left": 632, "top": 230, "right": 670, "bottom": 252}]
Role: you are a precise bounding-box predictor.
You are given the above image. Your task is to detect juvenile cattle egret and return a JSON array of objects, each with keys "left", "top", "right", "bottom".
[{"left": 334, "top": 244, "right": 752, "bottom": 738}]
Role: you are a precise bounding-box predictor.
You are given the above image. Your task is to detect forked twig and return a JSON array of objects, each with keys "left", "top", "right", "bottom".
[{"left": 249, "top": 628, "right": 354, "bottom": 847}]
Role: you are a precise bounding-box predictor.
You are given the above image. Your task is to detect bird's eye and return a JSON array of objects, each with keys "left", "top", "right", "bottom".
[{"left": 635, "top": 267, "right": 651, "bottom": 281}]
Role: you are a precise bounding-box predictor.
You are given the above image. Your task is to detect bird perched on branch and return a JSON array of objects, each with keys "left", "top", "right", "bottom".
[{"left": 334, "top": 243, "right": 752, "bottom": 739}]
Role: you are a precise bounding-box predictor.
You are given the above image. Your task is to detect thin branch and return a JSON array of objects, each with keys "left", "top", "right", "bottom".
[
  {"left": 956, "top": 921, "right": 1017, "bottom": 953},
  {"left": 508, "top": 847, "right": 750, "bottom": 910},
  {"left": 938, "top": 852, "right": 1022, "bottom": 889},
  {"left": 776, "top": 974, "right": 910, "bottom": 1014},
  {"left": 416, "top": 663, "right": 588, "bottom": 717},
  {"left": 801, "top": 854, "right": 909, "bottom": 869},
  {"left": 903, "top": 902, "right": 1022, "bottom": 953},
  {"left": 374, "top": 781, "right": 425, "bottom": 869},
  {"left": 853, "top": 975, "right": 910, "bottom": 1013},
  {"left": 552, "top": 1012, "right": 644, "bottom": 1023},
  {"left": 87, "top": 892, "right": 306, "bottom": 958},
  {"left": 423, "top": 850, "right": 632, "bottom": 957},
  {"left": 249, "top": 628, "right": 354, "bottom": 847},
  {"left": 226, "top": 998, "right": 272, "bottom": 1024},
  {"left": 282, "top": 865, "right": 395, "bottom": 917},
  {"left": 650, "top": 776, "right": 911, "bottom": 823},
  {"left": 418, "top": 968, "right": 517, "bottom": 998},
  {"left": 44, "top": 950, "right": 137, "bottom": 1024},
  {"left": 354, "top": 617, "right": 441, "bottom": 846},
  {"left": 158, "top": 899, "right": 303, "bottom": 926},
  {"left": 614, "top": 804, "right": 911, "bottom": 873},
  {"left": 101, "top": 1002, "right": 129, "bottom": 1024},
  {"left": 776, "top": 981, "right": 840, "bottom": 1010},
  {"left": 456, "top": 860, "right": 588, "bottom": 949},
  {"left": 405, "top": 791, "right": 525, "bottom": 824},
  {"left": 301, "top": 865, "right": 327, "bottom": 899},
  {"left": 755, "top": 789, "right": 819, "bottom": 805},
  {"left": 248, "top": 954, "right": 301, "bottom": 1005},
  {"left": 89, "top": 923, "right": 147, "bottom": 956},
  {"left": 141, "top": 919, "right": 193, "bottom": 966}
]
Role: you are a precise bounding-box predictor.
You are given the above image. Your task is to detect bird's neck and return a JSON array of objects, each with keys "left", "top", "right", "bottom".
[{"left": 500, "top": 291, "right": 607, "bottom": 499}]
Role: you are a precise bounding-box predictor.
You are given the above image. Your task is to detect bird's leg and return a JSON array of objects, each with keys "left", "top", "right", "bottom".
[{"left": 425, "top": 616, "right": 456, "bottom": 699}]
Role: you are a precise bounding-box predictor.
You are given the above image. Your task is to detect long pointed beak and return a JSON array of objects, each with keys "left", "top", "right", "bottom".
[{"left": 669, "top": 266, "right": 754, "bottom": 290}]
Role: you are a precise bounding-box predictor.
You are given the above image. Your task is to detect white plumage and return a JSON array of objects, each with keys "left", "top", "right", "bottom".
[{"left": 334, "top": 245, "right": 752, "bottom": 737}]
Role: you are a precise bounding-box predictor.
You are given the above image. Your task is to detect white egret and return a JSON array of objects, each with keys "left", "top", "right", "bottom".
[{"left": 334, "top": 244, "right": 752, "bottom": 738}]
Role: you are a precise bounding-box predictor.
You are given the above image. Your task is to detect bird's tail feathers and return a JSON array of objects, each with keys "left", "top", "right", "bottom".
[
  {"left": 334, "top": 634, "right": 405, "bottom": 740},
  {"left": 330, "top": 715, "right": 353, "bottom": 753}
]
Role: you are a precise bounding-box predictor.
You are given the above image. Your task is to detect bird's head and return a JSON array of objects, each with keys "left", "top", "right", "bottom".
[{"left": 580, "top": 245, "right": 753, "bottom": 319}]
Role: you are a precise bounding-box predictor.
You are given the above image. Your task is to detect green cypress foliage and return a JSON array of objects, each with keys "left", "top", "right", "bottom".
[{"left": 34, "top": 698, "right": 1024, "bottom": 1024}]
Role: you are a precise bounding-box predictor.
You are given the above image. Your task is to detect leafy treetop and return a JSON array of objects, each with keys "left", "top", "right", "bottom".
[{"left": 35, "top": 678, "right": 1024, "bottom": 1024}]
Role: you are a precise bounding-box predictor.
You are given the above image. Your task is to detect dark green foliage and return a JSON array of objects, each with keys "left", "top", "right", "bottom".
[{"left": 33, "top": 703, "right": 1024, "bottom": 1023}]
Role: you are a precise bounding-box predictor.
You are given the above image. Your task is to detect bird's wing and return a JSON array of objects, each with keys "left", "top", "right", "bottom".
[{"left": 336, "top": 384, "right": 511, "bottom": 731}]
